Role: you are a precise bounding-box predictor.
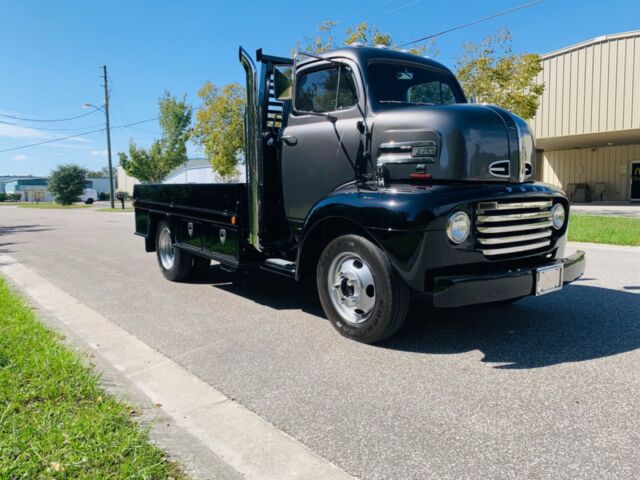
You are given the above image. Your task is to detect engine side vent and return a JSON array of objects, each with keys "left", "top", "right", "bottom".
[
  {"left": 488, "top": 160, "right": 533, "bottom": 179},
  {"left": 475, "top": 200, "right": 554, "bottom": 257}
]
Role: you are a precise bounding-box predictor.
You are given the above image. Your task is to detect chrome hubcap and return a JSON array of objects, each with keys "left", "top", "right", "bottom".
[
  {"left": 158, "top": 227, "right": 175, "bottom": 270},
  {"left": 327, "top": 252, "right": 376, "bottom": 325}
]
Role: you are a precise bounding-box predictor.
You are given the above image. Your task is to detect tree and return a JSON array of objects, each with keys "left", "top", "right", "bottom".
[
  {"left": 192, "top": 82, "right": 246, "bottom": 179},
  {"left": 86, "top": 166, "right": 116, "bottom": 178},
  {"left": 119, "top": 92, "right": 192, "bottom": 182},
  {"left": 295, "top": 20, "right": 437, "bottom": 57},
  {"left": 48, "top": 164, "right": 88, "bottom": 205},
  {"left": 455, "top": 28, "right": 544, "bottom": 120}
]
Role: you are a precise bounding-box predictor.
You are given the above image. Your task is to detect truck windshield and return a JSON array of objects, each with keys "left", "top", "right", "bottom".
[{"left": 367, "top": 61, "right": 465, "bottom": 107}]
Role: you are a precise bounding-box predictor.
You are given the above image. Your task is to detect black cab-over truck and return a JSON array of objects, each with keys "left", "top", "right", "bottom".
[{"left": 132, "top": 45, "right": 586, "bottom": 344}]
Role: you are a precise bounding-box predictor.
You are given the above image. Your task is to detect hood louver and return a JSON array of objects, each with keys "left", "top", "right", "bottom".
[{"left": 489, "top": 160, "right": 533, "bottom": 179}]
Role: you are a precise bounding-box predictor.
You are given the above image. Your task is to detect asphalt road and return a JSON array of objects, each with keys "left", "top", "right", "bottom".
[{"left": 1, "top": 205, "right": 639, "bottom": 480}]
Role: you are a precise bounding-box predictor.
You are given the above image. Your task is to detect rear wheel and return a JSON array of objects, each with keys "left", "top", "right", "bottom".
[
  {"left": 156, "top": 220, "right": 193, "bottom": 281},
  {"left": 317, "top": 234, "right": 410, "bottom": 344}
]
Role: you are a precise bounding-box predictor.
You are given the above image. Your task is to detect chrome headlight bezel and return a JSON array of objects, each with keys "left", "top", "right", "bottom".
[
  {"left": 447, "top": 211, "right": 471, "bottom": 244},
  {"left": 551, "top": 203, "right": 566, "bottom": 230}
]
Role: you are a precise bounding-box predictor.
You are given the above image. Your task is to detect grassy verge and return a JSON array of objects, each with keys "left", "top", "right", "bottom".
[
  {"left": 18, "top": 203, "right": 90, "bottom": 209},
  {"left": 0, "top": 278, "right": 185, "bottom": 479},
  {"left": 97, "top": 207, "right": 134, "bottom": 212},
  {"left": 568, "top": 214, "right": 640, "bottom": 246}
]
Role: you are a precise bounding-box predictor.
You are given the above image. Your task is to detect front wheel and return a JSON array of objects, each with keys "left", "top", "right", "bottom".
[
  {"left": 317, "top": 234, "right": 410, "bottom": 344},
  {"left": 156, "top": 220, "right": 193, "bottom": 281}
]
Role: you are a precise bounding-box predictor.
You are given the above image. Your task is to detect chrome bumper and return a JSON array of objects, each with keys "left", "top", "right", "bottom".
[{"left": 432, "top": 251, "right": 586, "bottom": 308}]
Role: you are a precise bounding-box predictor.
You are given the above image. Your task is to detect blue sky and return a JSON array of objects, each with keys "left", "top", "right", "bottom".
[{"left": 1, "top": 0, "right": 638, "bottom": 176}]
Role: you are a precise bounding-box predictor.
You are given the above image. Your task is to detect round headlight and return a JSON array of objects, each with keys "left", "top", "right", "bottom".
[
  {"left": 551, "top": 203, "right": 566, "bottom": 230},
  {"left": 447, "top": 211, "right": 470, "bottom": 244}
]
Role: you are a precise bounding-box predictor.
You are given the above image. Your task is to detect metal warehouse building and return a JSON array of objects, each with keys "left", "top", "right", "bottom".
[{"left": 531, "top": 30, "right": 640, "bottom": 202}]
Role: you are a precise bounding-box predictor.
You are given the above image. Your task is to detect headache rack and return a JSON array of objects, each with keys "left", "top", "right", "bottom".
[{"left": 475, "top": 200, "right": 555, "bottom": 257}]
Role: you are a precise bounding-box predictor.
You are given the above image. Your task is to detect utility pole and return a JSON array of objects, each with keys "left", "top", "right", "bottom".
[{"left": 102, "top": 65, "right": 115, "bottom": 208}]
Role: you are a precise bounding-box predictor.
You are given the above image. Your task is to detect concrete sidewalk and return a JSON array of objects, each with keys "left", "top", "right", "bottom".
[
  {"left": 0, "top": 254, "right": 356, "bottom": 480},
  {"left": 571, "top": 202, "right": 640, "bottom": 217}
]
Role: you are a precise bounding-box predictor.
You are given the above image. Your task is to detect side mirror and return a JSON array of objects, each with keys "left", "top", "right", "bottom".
[{"left": 274, "top": 65, "right": 293, "bottom": 101}]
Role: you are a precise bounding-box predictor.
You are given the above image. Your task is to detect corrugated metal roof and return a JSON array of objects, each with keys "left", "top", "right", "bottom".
[{"left": 542, "top": 30, "right": 640, "bottom": 59}]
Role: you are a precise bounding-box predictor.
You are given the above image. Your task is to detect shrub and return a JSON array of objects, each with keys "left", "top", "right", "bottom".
[{"left": 48, "top": 164, "right": 88, "bottom": 205}]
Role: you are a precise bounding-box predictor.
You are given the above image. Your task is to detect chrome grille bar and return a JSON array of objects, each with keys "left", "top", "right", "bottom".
[
  {"left": 477, "top": 211, "right": 552, "bottom": 223},
  {"left": 477, "top": 230, "right": 552, "bottom": 245},
  {"left": 495, "top": 200, "right": 552, "bottom": 210},
  {"left": 477, "top": 200, "right": 552, "bottom": 212},
  {"left": 477, "top": 221, "right": 553, "bottom": 234},
  {"left": 481, "top": 240, "right": 551, "bottom": 256},
  {"left": 475, "top": 199, "right": 556, "bottom": 257}
]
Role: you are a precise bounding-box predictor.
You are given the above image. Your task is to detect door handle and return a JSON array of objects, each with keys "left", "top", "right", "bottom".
[{"left": 281, "top": 135, "right": 297, "bottom": 146}]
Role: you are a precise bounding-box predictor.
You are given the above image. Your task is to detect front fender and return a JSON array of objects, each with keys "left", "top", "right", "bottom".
[
  {"left": 295, "top": 187, "right": 436, "bottom": 289},
  {"left": 296, "top": 182, "right": 569, "bottom": 291}
]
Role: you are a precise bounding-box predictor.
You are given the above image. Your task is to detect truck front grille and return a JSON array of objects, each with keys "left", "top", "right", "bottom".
[{"left": 475, "top": 200, "right": 554, "bottom": 257}]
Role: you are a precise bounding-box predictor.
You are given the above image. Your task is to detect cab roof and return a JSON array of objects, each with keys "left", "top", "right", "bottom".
[{"left": 297, "top": 46, "right": 454, "bottom": 75}]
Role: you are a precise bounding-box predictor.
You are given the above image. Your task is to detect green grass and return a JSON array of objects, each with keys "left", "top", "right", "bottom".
[
  {"left": 568, "top": 214, "right": 640, "bottom": 246},
  {"left": 0, "top": 278, "right": 185, "bottom": 479},
  {"left": 18, "top": 203, "right": 90, "bottom": 209},
  {"left": 0, "top": 202, "right": 29, "bottom": 206},
  {"left": 97, "top": 207, "right": 134, "bottom": 212}
]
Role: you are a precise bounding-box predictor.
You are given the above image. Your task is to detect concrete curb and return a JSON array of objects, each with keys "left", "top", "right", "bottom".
[
  {"left": 568, "top": 241, "right": 640, "bottom": 252},
  {"left": 0, "top": 254, "right": 356, "bottom": 480}
]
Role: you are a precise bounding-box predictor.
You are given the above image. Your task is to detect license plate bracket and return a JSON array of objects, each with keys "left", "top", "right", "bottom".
[{"left": 535, "top": 264, "right": 564, "bottom": 296}]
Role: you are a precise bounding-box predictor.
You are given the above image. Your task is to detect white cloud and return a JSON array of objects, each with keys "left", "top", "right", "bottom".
[
  {"left": 14, "top": 154, "right": 27, "bottom": 162},
  {"left": 0, "top": 123, "right": 52, "bottom": 139},
  {"left": 91, "top": 149, "right": 108, "bottom": 157}
]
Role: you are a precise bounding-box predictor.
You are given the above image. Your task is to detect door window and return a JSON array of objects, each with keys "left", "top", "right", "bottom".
[{"left": 295, "top": 66, "right": 358, "bottom": 113}]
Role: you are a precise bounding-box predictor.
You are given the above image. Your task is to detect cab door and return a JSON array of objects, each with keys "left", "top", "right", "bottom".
[{"left": 280, "top": 63, "right": 363, "bottom": 221}]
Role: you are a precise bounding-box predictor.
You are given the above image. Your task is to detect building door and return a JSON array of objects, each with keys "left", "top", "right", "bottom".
[{"left": 632, "top": 162, "right": 640, "bottom": 201}]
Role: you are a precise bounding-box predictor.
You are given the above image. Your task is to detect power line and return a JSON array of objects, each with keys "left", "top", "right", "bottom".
[
  {"left": 0, "top": 127, "right": 106, "bottom": 153},
  {"left": 400, "top": 0, "right": 543, "bottom": 47},
  {"left": 335, "top": 0, "right": 396, "bottom": 24},
  {"left": 0, "top": 116, "right": 160, "bottom": 154},
  {"left": 342, "top": 0, "right": 422, "bottom": 34},
  {"left": 1, "top": 103, "right": 202, "bottom": 154},
  {"left": 0, "top": 119, "right": 104, "bottom": 131},
  {"left": 0, "top": 69, "right": 95, "bottom": 107},
  {"left": 0, "top": 108, "right": 100, "bottom": 123},
  {"left": 363, "top": 0, "right": 422, "bottom": 24}
]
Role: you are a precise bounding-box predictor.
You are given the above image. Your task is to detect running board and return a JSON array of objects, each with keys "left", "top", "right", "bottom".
[{"left": 260, "top": 258, "right": 296, "bottom": 278}]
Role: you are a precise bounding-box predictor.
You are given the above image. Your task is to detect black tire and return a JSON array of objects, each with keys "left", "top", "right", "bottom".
[
  {"left": 155, "top": 220, "right": 193, "bottom": 281},
  {"left": 317, "top": 234, "right": 410, "bottom": 344},
  {"left": 190, "top": 256, "right": 211, "bottom": 279},
  {"left": 85, "top": 198, "right": 94, "bottom": 205}
]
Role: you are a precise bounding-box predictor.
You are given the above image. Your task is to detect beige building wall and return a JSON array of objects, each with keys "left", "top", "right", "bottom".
[
  {"left": 540, "top": 144, "right": 639, "bottom": 201},
  {"left": 531, "top": 31, "right": 640, "bottom": 140},
  {"left": 116, "top": 166, "right": 140, "bottom": 196},
  {"left": 530, "top": 31, "right": 640, "bottom": 202}
]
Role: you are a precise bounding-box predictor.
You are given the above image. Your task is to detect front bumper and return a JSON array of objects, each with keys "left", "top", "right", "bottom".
[{"left": 432, "top": 251, "right": 586, "bottom": 308}]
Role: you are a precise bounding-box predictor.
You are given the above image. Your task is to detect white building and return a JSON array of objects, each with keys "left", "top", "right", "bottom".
[{"left": 163, "top": 158, "right": 245, "bottom": 184}]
